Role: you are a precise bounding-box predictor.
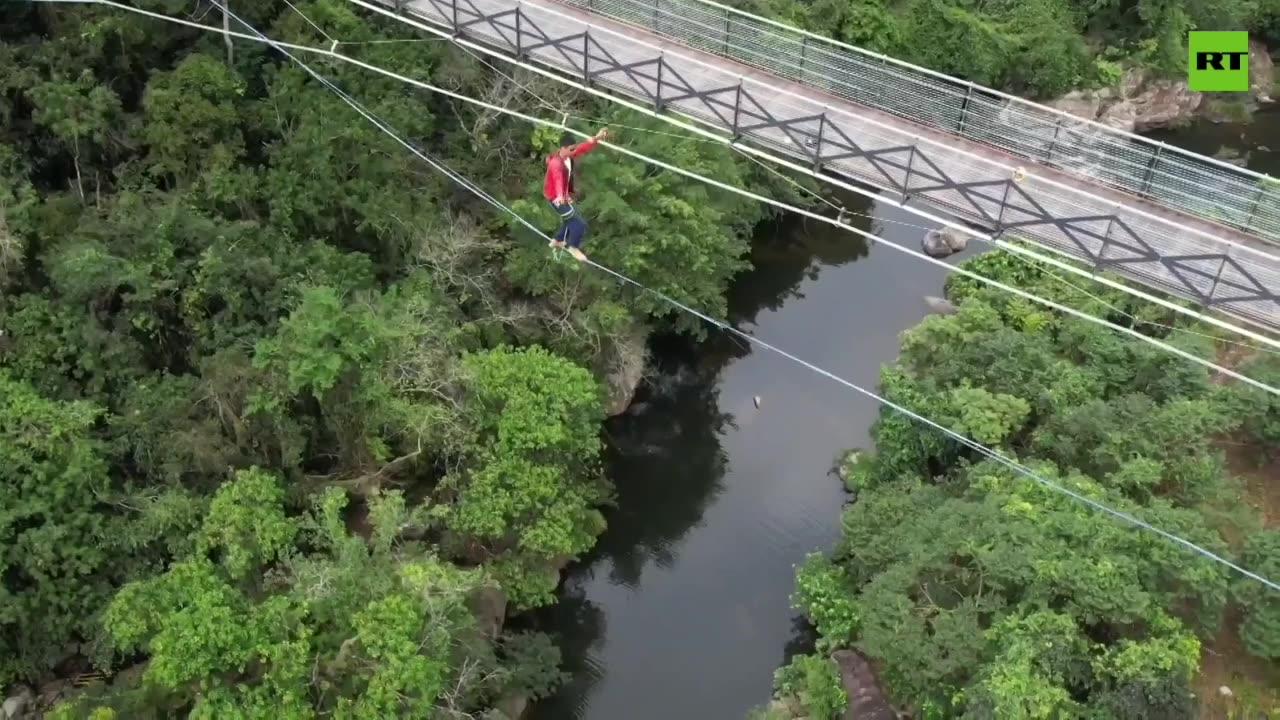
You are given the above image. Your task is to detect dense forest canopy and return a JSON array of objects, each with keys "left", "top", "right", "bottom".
[
  {"left": 740, "top": 0, "right": 1280, "bottom": 96},
  {"left": 765, "top": 251, "right": 1280, "bottom": 719},
  {"left": 0, "top": 0, "right": 802, "bottom": 715},
  {"left": 4, "top": 0, "right": 1280, "bottom": 718}
]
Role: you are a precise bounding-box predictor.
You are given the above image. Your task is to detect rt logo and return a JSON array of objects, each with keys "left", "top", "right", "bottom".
[{"left": 1188, "top": 31, "right": 1250, "bottom": 91}]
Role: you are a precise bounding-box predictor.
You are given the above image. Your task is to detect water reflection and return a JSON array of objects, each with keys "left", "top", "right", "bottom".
[
  {"left": 594, "top": 361, "right": 733, "bottom": 589},
  {"left": 728, "top": 202, "right": 874, "bottom": 324}
]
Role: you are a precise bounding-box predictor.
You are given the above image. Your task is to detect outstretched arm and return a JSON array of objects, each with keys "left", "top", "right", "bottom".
[{"left": 570, "top": 127, "right": 610, "bottom": 158}]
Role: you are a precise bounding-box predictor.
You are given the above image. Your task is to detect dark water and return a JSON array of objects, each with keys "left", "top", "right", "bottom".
[
  {"left": 531, "top": 191, "right": 955, "bottom": 720},
  {"left": 531, "top": 114, "right": 1279, "bottom": 720},
  {"left": 1145, "top": 107, "right": 1280, "bottom": 177}
]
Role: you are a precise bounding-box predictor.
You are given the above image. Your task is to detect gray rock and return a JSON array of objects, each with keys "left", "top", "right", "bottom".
[
  {"left": 467, "top": 585, "right": 507, "bottom": 640},
  {"left": 3, "top": 686, "right": 33, "bottom": 720},
  {"left": 1046, "top": 91, "right": 1104, "bottom": 122},
  {"left": 1128, "top": 77, "right": 1203, "bottom": 132},
  {"left": 1047, "top": 40, "right": 1272, "bottom": 132},
  {"left": 495, "top": 692, "right": 529, "bottom": 720},
  {"left": 605, "top": 326, "right": 649, "bottom": 417},
  {"left": 923, "top": 296, "right": 957, "bottom": 315},
  {"left": 921, "top": 228, "right": 968, "bottom": 258},
  {"left": 1250, "top": 39, "right": 1274, "bottom": 103}
]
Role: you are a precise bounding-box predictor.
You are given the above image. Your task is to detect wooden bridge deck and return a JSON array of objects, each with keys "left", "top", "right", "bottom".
[{"left": 375, "top": 0, "right": 1280, "bottom": 330}]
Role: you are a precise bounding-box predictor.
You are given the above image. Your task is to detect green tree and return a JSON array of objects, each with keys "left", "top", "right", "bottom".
[
  {"left": 444, "top": 345, "right": 608, "bottom": 607},
  {"left": 1235, "top": 531, "right": 1280, "bottom": 660},
  {"left": 0, "top": 143, "right": 36, "bottom": 286},
  {"left": 773, "top": 654, "right": 847, "bottom": 720},
  {"left": 1230, "top": 356, "right": 1280, "bottom": 456},
  {"left": 29, "top": 70, "right": 120, "bottom": 201},
  {"left": 965, "top": 611, "right": 1089, "bottom": 719},
  {"left": 792, "top": 554, "right": 860, "bottom": 651},
  {"left": 197, "top": 467, "right": 297, "bottom": 579},
  {"left": 84, "top": 475, "right": 561, "bottom": 718},
  {"left": 797, "top": 248, "right": 1250, "bottom": 716},
  {"left": 0, "top": 373, "right": 110, "bottom": 684},
  {"left": 142, "top": 53, "right": 245, "bottom": 186}
]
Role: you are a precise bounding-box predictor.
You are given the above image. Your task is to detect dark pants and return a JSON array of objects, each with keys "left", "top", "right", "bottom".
[{"left": 550, "top": 202, "right": 588, "bottom": 249}]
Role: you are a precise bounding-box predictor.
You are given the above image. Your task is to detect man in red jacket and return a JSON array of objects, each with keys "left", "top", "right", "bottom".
[{"left": 544, "top": 127, "right": 609, "bottom": 262}]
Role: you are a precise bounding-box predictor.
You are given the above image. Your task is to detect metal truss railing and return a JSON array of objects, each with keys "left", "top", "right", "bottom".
[
  {"left": 378, "top": 0, "right": 1280, "bottom": 328},
  {"left": 572, "top": 0, "right": 1280, "bottom": 245}
]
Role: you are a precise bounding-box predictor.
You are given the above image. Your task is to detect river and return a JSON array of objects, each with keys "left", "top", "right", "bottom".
[
  {"left": 532, "top": 109, "right": 1280, "bottom": 720},
  {"left": 530, "top": 190, "right": 957, "bottom": 719}
]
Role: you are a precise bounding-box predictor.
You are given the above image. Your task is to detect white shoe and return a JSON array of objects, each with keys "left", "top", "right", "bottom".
[{"left": 567, "top": 247, "right": 588, "bottom": 262}]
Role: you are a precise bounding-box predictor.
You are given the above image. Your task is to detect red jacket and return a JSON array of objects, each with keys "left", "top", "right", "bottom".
[{"left": 543, "top": 137, "right": 600, "bottom": 203}]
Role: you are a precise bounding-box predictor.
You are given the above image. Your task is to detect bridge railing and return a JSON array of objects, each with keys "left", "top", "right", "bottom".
[{"left": 564, "top": 0, "right": 1280, "bottom": 244}]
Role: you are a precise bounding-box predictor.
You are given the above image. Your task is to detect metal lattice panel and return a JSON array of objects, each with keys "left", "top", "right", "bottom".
[
  {"left": 374, "top": 0, "right": 1280, "bottom": 329},
  {"left": 557, "top": 0, "right": 1280, "bottom": 243}
]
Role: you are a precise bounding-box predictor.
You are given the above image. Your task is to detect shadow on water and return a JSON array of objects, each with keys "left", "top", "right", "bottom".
[
  {"left": 531, "top": 188, "right": 954, "bottom": 720},
  {"left": 727, "top": 210, "right": 873, "bottom": 326}
]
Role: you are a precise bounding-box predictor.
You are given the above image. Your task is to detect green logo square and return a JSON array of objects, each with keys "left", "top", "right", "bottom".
[{"left": 1188, "top": 31, "right": 1250, "bottom": 91}]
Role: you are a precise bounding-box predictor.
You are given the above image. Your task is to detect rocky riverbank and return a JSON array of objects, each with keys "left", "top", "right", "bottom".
[{"left": 1047, "top": 40, "right": 1274, "bottom": 132}]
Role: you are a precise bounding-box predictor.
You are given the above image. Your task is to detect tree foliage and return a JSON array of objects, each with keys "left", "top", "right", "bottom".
[
  {"left": 444, "top": 345, "right": 608, "bottom": 607},
  {"left": 791, "top": 248, "right": 1274, "bottom": 717},
  {"left": 773, "top": 653, "right": 848, "bottom": 720},
  {"left": 0, "top": 0, "right": 785, "bottom": 712},
  {"left": 1236, "top": 531, "right": 1280, "bottom": 660},
  {"left": 741, "top": 0, "right": 1273, "bottom": 97},
  {"left": 79, "top": 474, "right": 560, "bottom": 718}
]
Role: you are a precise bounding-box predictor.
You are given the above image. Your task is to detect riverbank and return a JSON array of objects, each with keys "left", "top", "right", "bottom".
[
  {"left": 764, "top": 246, "right": 1280, "bottom": 718},
  {"left": 1045, "top": 39, "right": 1274, "bottom": 134}
]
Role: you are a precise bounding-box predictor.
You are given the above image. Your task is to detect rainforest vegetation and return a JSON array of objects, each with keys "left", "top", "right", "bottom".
[
  {"left": 4, "top": 0, "right": 1280, "bottom": 718},
  {"left": 0, "top": 1, "right": 798, "bottom": 715},
  {"left": 767, "top": 250, "right": 1280, "bottom": 719},
  {"left": 741, "top": 0, "right": 1280, "bottom": 96}
]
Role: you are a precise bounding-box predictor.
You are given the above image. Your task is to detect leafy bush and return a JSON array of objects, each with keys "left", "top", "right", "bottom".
[
  {"left": 774, "top": 653, "right": 847, "bottom": 720},
  {"left": 1230, "top": 356, "right": 1280, "bottom": 456},
  {"left": 793, "top": 554, "right": 860, "bottom": 649},
  {"left": 798, "top": 249, "right": 1252, "bottom": 715},
  {"left": 1236, "top": 531, "right": 1280, "bottom": 660}
]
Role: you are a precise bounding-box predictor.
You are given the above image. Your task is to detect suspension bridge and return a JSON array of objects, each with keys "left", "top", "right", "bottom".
[{"left": 361, "top": 0, "right": 1280, "bottom": 331}]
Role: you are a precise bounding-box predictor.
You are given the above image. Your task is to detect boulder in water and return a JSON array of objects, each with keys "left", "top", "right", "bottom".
[
  {"left": 923, "top": 296, "right": 957, "bottom": 315},
  {"left": 921, "top": 228, "right": 968, "bottom": 258},
  {"left": 943, "top": 227, "right": 969, "bottom": 252}
]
